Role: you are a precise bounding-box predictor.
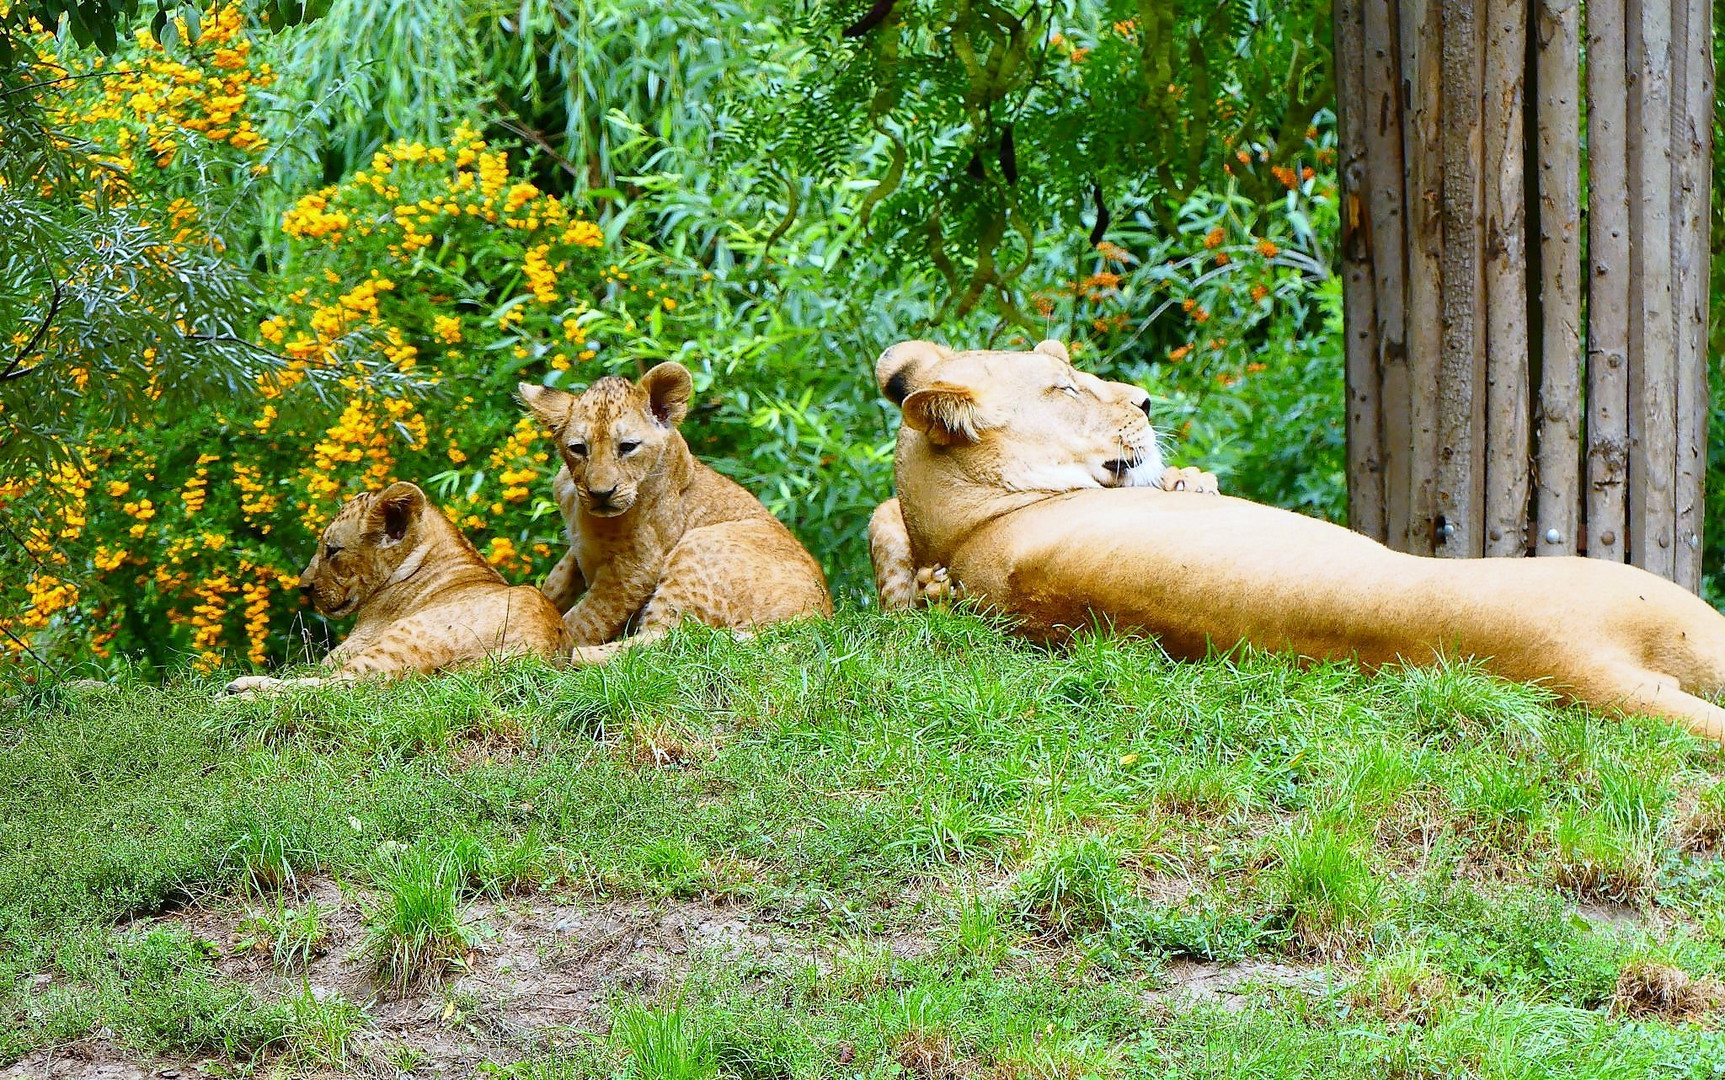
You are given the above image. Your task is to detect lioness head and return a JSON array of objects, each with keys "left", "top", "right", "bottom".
[
  {"left": 877, "top": 338, "right": 1164, "bottom": 491},
  {"left": 518, "top": 362, "right": 694, "bottom": 517},
  {"left": 299, "top": 481, "right": 435, "bottom": 618}
]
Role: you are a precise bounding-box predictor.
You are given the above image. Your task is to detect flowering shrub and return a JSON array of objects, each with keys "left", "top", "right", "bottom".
[{"left": 0, "top": 12, "right": 630, "bottom": 672}]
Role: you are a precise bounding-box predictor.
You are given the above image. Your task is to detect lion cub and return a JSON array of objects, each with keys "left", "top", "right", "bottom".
[
  {"left": 520, "top": 362, "right": 831, "bottom": 665},
  {"left": 225, "top": 482, "right": 569, "bottom": 694}
]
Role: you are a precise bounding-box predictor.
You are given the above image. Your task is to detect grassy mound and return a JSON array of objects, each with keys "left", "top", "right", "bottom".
[{"left": 5, "top": 611, "right": 1725, "bottom": 1075}]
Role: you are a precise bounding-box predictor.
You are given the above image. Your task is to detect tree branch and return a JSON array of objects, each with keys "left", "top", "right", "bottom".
[{"left": 2, "top": 275, "right": 61, "bottom": 381}]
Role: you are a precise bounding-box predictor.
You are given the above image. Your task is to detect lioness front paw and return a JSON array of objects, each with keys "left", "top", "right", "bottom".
[
  {"left": 914, "top": 565, "right": 965, "bottom": 608},
  {"left": 1158, "top": 465, "right": 1220, "bottom": 495}
]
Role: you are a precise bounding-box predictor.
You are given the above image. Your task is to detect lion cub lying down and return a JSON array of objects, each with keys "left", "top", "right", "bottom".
[
  {"left": 521, "top": 361, "right": 831, "bottom": 665},
  {"left": 875, "top": 338, "right": 1725, "bottom": 742},
  {"left": 225, "top": 482, "right": 568, "bottom": 694}
]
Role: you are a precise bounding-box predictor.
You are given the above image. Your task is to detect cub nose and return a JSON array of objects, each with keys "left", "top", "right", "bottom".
[
  {"left": 298, "top": 580, "right": 316, "bottom": 599},
  {"left": 587, "top": 485, "right": 616, "bottom": 502}
]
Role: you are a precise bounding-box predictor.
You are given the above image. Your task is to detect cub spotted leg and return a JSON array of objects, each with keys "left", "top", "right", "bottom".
[{"left": 540, "top": 549, "right": 586, "bottom": 613}]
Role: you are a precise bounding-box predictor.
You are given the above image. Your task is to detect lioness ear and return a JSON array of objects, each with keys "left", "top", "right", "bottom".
[
  {"left": 369, "top": 482, "right": 425, "bottom": 545},
  {"left": 1033, "top": 339, "right": 1070, "bottom": 363},
  {"left": 518, "top": 382, "right": 575, "bottom": 433},
  {"left": 901, "top": 383, "right": 984, "bottom": 446},
  {"left": 640, "top": 361, "right": 693, "bottom": 426},
  {"left": 876, "top": 340, "right": 951, "bottom": 405}
]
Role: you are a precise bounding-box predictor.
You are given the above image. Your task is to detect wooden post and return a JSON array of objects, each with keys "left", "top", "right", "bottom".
[
  {"left": 1436, "top": 0, "right": 1483, "bottom": 557},
  {"left": 1533, "top": 0, "right": 1582, "bottom": 557},
  {"left": 1627, "top": 0, "right": 1676, "bottom": 577},
  {"left": 1401, "top": 0, "right": 1443, "bottom": 556},
  {"left": 1364, "top": 0, "right": 1410, "bottom": 549},
  {"left": 1333, "top": 0, "right": 1711, "bottom": 591},
  {"left": 1670, "top": 0, "right": 1712, "bottom": 590},
  {"left": 1482, "top": 0, "right": 1530, "bottom": 557},
  {"left": 1336, "top": 0, "right": 1386, "bottom": 542},
  {"left": 1585, "top": 0, "right": 1630, "bottom": 562}
]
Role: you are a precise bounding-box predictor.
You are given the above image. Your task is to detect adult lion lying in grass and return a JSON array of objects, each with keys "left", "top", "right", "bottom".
[
  {"left": 521, "top": 361, "right": 831, "bottom": 666},
  {"left": 872, "top": 338, "right": 1725, "bottom": 741},
  {"left": 226, "top": 482, "right": 568, "bottom": 694}
]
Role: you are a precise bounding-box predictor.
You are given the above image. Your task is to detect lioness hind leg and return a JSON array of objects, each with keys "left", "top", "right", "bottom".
[{"left": 1582, "top": 666, "right": 1725, "bottom": 743}]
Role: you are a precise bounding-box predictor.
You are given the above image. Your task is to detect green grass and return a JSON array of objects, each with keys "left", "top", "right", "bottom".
[
  {"left": 366, "top": 842, "right": 478, "bottom": 990},
  {"left": 5, "top": 611, "right": 1725, "bottom": 1074}
]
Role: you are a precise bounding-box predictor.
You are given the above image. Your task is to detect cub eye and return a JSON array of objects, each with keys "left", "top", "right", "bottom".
[
  {"left": 324, "top": 544, "right": 342, "bottom": 559},
  {"left": 567, "top": 441, "right": 587, "bottom": 456},
  {"left": 618, "top": 440, "right": 640, "bottom": 455}
]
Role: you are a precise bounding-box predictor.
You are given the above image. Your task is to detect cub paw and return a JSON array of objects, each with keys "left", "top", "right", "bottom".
[
  {"left": 225, "top": 675, "right": 283, "bottom": 697},
  {"left": 915, "top": 565, "right": 966, "bottom": 608},
  {"left": 1158, "top": 465, "right": 1220, "bottom": 495}
]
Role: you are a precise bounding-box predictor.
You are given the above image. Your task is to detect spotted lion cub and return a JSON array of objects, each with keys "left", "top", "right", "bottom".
[
  {"left": 225, "top": 482, "right": 569, "bottom": 694},
  {"left": 520, "top": 362, "right": 831, "bottom": 665}
]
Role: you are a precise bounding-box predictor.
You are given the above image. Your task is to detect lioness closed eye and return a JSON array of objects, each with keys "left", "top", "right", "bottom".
[
  {"left": 225, "top": 481, "right": 569, "bottom": 695},
  {"left": 876, "top": 336, "right": 1725, "bottom": 742},
  {"left": 520, "top": 361, "right": 831, "bottom": 666}
]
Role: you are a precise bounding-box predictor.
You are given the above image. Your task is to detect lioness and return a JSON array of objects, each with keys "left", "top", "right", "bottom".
[
  {"left": 225, "top": 482, "right": 569, "bottom": 694},
  {"left": 520, "top": 361, "right": 831, "bottom": 665},
  {"left": 868, "top": 362, "right": 1216, "bottom": 610},
  {"left": 875, "top": 337, "right": 1725, "bottom": 741}
]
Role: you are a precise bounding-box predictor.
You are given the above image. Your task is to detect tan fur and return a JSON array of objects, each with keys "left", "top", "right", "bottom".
[
  {"left": 225, "top": 482, "right": 569, "bottom": 694},
  {"left": 520, "top": 362, "right": 831, "bottom": 665},
  {"left": 876, "top": 338, "right": 1725, "bottom": 742}
]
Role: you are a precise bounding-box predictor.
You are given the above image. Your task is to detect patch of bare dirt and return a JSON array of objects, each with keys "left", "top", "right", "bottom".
[
  {"left": 1146, "top": 958, "right": 1332, "bottom": 1013},
  {"left": 113, "top": 876, "right": 845, "bottom": 1075},
  {"left": 1, "top": 1044, "right": 194, "bottom": 1080}
]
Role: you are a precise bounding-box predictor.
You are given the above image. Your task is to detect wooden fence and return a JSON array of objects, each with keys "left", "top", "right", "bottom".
[{"left": 1333, "top": 0, "right": 1714, "bottom": 589}]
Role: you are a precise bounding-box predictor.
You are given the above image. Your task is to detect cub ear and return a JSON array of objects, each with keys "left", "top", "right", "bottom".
[
  {"left": 518, "top": 382, "right": 575, "bottom": 433},
  {"left": 369, "top": 481, "right": 426, "bottom": 545},
  {"left": 1032, "top": 339, "right": 1070, "bottom": 363},
  {"left": 640, "top": 361, "right": 693, "bottom": 426},
  {"left": 876, "top": 340, "right": 951, "bottom": 405},
  {"left": 900, "top": 383, "right": 985, "bottom": 446}
]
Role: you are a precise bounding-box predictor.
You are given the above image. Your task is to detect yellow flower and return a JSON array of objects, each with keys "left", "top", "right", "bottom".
[
  {"left": 432, "top": 314, "right": 462, "bottom": 344},
  {"left": 106, "top": 480, "right": 131, "bottom": 497},
  {"left": 561, "top": 220, "right": 603, "bottom": 248}
]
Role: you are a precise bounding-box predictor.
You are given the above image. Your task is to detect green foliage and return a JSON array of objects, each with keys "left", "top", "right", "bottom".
[
  {"left": 1272, "top": 823, "right": 1382, "bottom": 949},
  {"left": 235, "top": 896, "right": 330, "bottom": 968},
  {"left": 727, "top": 0, "right": 1333, "bottom": 316}
]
